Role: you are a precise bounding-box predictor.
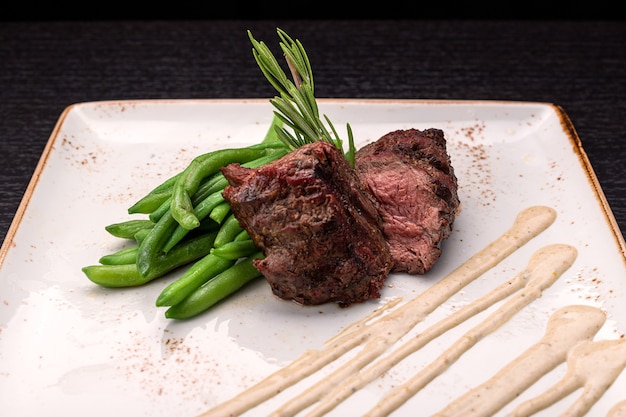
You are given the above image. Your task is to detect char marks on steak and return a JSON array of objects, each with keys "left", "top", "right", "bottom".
[
  {"left": 221, "top": 141, "right": 393, "bottom": 307},
  {"left": 355, "top": 128, "right": 460, "bottom": 274}
]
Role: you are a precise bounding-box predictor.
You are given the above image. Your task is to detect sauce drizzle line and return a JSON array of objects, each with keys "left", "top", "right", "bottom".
[
  {"left": 507, "top": 337, "right": 626, "bottom": 417},
  {"left": 608, "top": 400, "right": 626, "bottom": 417},
  {"left": 434, "top": 304, "right": 606, "bottom": 417},
  {"left": 198, "top": 205, "right": 557, "bottom": 417},
  {"left": 365, "top": 244, "right": 578, "bottom": 417}
]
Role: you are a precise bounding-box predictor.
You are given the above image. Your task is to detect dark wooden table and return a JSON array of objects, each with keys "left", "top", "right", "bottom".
[{"left": 1, "top": 20, "right": 625, "bottom": 247}]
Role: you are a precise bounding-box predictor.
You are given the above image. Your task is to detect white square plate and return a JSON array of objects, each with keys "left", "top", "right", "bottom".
[{"left": 1, "top": 99, "right": 625, "bottom": 416}]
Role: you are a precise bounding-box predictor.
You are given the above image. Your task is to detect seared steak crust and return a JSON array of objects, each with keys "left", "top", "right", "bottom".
[
  {"left": 221, "top": 141, "right": 392, "bottom": 307},
  {"left": 355, "top": 128, "right": 460, "bottom": 274}
]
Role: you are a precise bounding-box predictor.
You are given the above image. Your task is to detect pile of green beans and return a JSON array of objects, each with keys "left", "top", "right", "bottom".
[{"left": 82, "top": 124, "right": 289, "bottom": 319}]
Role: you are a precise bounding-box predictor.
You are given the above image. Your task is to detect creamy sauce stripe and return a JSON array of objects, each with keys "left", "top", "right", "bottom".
[
  {"left": 365, "top": 244, "right": 578, "bottom": 416},
  {"left": 198, "top": 206, "right": 558, "bottom": 417},
  {"left": 324, "top": 297, "right": 403, "bottom": 347},
  {"left": 506, "top": 338, "right": 626, "bottom": 417},
  {"left": 434, "top": 305, "right": 606, "bottom": 417},
  {"left": 608, "top": 400, "right": 626, "bottom": 417}
]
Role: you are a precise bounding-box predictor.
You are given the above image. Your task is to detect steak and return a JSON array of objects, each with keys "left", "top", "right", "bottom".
[
  {"left": 221, "top": 141, "right": 393, "bottom": 307},
  {"left": 355, "top": 128, "right": 460, "bottom": 274}
]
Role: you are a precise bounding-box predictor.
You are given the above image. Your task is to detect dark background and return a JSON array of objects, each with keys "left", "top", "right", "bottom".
[
  {"left": 1, "top": 1, "right": 624, "bottom": 21},
  {"left": 1, "top": 12, "right": 625, "bottom": 246}
]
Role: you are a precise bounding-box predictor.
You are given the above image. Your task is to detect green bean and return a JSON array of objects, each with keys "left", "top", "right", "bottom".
[
  {"left": 136, "top": 211, "right": 178, "bottom": 277},
  {"left": 214, "top": 213, "right": 243, "bottom": 248},
  {"left": 209, "top": 201, "right": 231, "bottom": 224},
  {"left": 151, "top": 171, "right": 227, "bottom": 221},
  {"left": 263, "top": 114, "right": 283, "bottom": 143},
  {"left": 143, "top": 215, "right": 217, "bottom": 257},
  {"left": 105, "top": 219, "right": 154, "bottom": 239},
  {"left": 99, "top": 246, "right": 138, "bottom": 265},
  {"left": 134, "top": 228, "right": 151, "bottom": 243},
  {"left": 189, "top": 190, "right": 226, "bottom": 220},
  {"left": 148, "top": 196, "right": 172, "bottom": 223},
  {"left": 156, "top": 253, "right": 235, "bottom": 307},
  {"left": 171, "top": 145, "right": 283, "bottom": 230},
  {"left": 150, "top": 171, "right": 228, "bottom": 224},
  {"left": 127, "top": 189, "right": 171, "bottom": 216},
  {"left": 83, "top": 231, "right": 218, "bottom": 287},
  {"left": 162, "top": 190, "right": 225, "bottom": 253},
  {"left": 234, "top": 229, "right": 250, "bottom": 241},
  {"left": 150, "top": 169, "right": 231, "bottom": 222},
  {"left": 210, "top": 239, "right": 258, "bottom": 260},
  {"left": 82, "top": 264, "right": 145, "bottom": 287},
  {"left": 128, "top": 172, "right": 181, "bottom": 214},
  {"left": 189, "top": 170, "right": 230, "bottom": 204},
  {"left": 165, "top": 252, "right": 264, "bottom": 319},
  {"left": 150, "top": 172, "right": 182, "bottom": 193}
]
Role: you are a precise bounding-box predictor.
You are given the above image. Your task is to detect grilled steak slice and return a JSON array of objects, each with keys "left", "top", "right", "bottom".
[
  {"left": 221, "top": 141, "right": 393, "bottom": 307},
  {"left": 355, "top": 128, "right": 459, "bottom": 274}
]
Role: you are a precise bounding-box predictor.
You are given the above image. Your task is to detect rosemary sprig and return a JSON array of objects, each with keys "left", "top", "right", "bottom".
[{"left": 248, "top": 28, "right": 356, "bottom": 167}]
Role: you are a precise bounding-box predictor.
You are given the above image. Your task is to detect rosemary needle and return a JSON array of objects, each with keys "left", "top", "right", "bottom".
[{"left": 248, "top": 28, "right": 356, "bottom": 167}]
